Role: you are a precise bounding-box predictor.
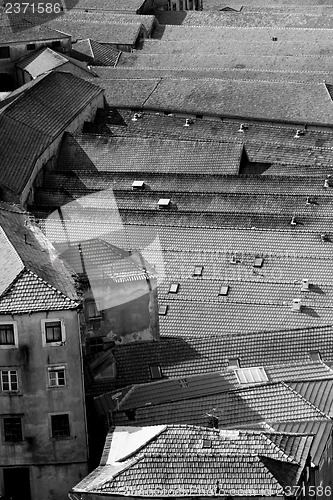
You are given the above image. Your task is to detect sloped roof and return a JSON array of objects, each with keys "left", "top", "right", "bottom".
[
  {"left": 70, "top": 0, "right": 147, "bottom": 12},
  {"left": 43, "top": 19, "right": 143, "bottom": 44},
  {"left": 288, "top": 379, "right": 333, "bottom": 417},
  {"left": 111, "top": 327, "right": 333, "bottom": 387},
  {"left": 16, "top": 47, "right": 95, "bottom": 78},
  {"left": 111, "top": 381, "right": 328, "bottom": 428},
  {"left": 0, "top": 18, "right": 69, "bottom": 43},
  {"left": 0, "top": 72, "right": 103, "bottom": 195},
  {"left": 58, "top": 133, "right": 244, "bottom": 175},
  {"left": 73, "top": 425, "right": 312, "bottom": 496},
  {"left": 72, "top": 39, "right": 120, "bottom": 66},
  {"left": 0, "top": 204, "right": 79, "bottom": 312}
]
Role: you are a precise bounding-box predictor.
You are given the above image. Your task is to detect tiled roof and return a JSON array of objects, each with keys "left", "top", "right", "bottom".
[
  {"left": 43, "top": 19, "right": 143, "bottom": 44},
  {"left": 94, "top": 362, "right": 333, "bottom": 412},
  {"left": 0, "top": 269, "right": 78, "bottom": 313},
  {"left": 72, "top": 39, "right": 120, "bottom": 66},
  {"left": 0, "top": 17, "right": 69, "bottom": 43},
  {"left": 73, "top": 425, "right": 313, "bottom": 495},
  {"left": 57, "top": 11, "right": 156, "bottom": 34},
  {"left": 0, "top": 205, "right": 79, "bottom": 310},
  {"left": 111, "top": 326, "right": 333, "bottom": 387},
  {"left": 95, "top": 77, "right": 333, "bottom": 126},
  {"left": 112, "top": 382, "right": 328, "bottom": 427},
  {"left": 0, "top": 72, "right": 103, "bottom": 195},
  {"left": 57, "top": 133, "right": 243, "bottom": 175},
  {"left": 70, "top": 0, "right": 147, "bottom": 12}
]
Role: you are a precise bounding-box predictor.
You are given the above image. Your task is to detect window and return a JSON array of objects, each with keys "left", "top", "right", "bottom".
[
  {"left": 149, "top": 364, "right": 162, "bottom": 380},
  {"left": 228, "top": 357, "right": 240, "bottom": 368},
  {"left": 51, "top": 414, "right": 70, "bottom": 438},
  {"left": 309, "top": 350, "right": 321, "bottom": 362},
  {"left": 48, "top": 367, "right": 66, "bottom": 387},
  {"left": 193, "top": 265, "right": 203, "bottom": 277},
  {"left": 202, "top": 439, "right": 212, "bottom": 448},
  {"left": 254, "top": 257, "right": 264, "bottom": 268},
  {"left": 0, "top": 325, "right": 15, "bottom": 345},
  {"left": 3, "top": 416, "right": 23, "bottom": 442},
  {"left": 1, "top": 370, "right": 18, "bottom": 391},
  {"left": 132, "top": 180, "right": 145, "bottom": 190},
  {"left": 234, "top": 367, "right": 268, "bottom": 384},
  {"left": 219, "top": 285, "right": 229, "bottom": 296},
  {"left": 0, "top": 323, "right": 17, "bottom": 348},
  {"left": 51, "top": 41, "right": 61, "bottom": 48},
  {"left": 158, "top": 198, "right": 171, "bottom": 209},
  {"left": 41, "top": 319, "right": 65, "bottom": 346},
  {"left": 178, "top": 378, "right": 188, "bottom": 388},
  {"left": 88, "top": 336, "right": 104, "bottom": 353},
  {"left": 272, "top": 37, "right": 278, "bottom": 41},
  {"left": 169, "top": 283, "right": 179, "bottom": 293},
  {"left": 158, "top": 305, "right": 168, "bottom": 316},
  {"left": 27, "top": 43, "right": 35, "bottom": 50},
  {"left": 0, "top": 46, "right": 10, "bottom": 59},
  {"left": 87, "top": 301, "right": 101, "bottom": 320}
]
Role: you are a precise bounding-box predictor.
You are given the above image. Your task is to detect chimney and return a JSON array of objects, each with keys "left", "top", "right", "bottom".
[
  {"left": 292, "top": 298, "right": 302, "bottom": 312},
  {"left": 301, "top": 279, "right": 310, "bottom": 292},
  {"left": 324, "top": 179, "right": 330, "bottom": 189},
  {"left": 184, "top": 118, "right": 193, "bottom": 127},
  {"left": 321, "top": 233, "right": 329, "bottom": 242},
  {"left": 290, "top": 216, "right": 297, "bottom": 226},
  {"left": 132, "top": 112, "right": 143, "bottom": 121},
  {"left": 294, "top": 129, "right": 305, "bottom": 138}
]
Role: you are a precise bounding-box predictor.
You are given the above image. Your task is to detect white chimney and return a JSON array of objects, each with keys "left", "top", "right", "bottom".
[
  {"left": 301, "top": 279, "right": 310, "bottom": 291},
  {"left": 290, "top": 216, "right": 297, "bottom": 226},
  {"left": 324, "top": 179, "right": 330, "bottom": 189},
  {"left": 184, "top": 118, "right": 193, "bottom": 127},
  {"left": 292, "top": 298, "right": 302, "bottom": 312},
  {"left": 294, "top": 129, "right": 305, "bottom": 138},
  {"left": 238, "top": 123, "right": 247, "bottom": 132}
]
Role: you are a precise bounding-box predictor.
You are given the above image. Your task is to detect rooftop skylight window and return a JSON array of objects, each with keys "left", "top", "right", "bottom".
[
  {"left": 193, "top": 266, "right": 203, "bottom": 277},
  {"left": 169, "top": 283, "right": 179, "bottom": 293},
  {"left": 149, "top": 364, "right": 163, "bottom": 380},
  {"left": 219, "top": 285, "right": 229, "bottom": 296},
  {"left": 202, "top": 439, "right": 212, "bottom": 448},
  {"left": 158, "top": 198, "right": 171, "bottom": 209},
  {"left": 228, "top": 357, "right": 240, "bottom": 368},
  {"left": 178, "top": 378, "right": 188, "bottom": 388},
  {"left": 253, "top": 257, "right": 264, "bottom": 268},
  {"left": 234, "top": 367, "right": 268, "bottom": 384},
  {"left": 309, "top": 350, "right": 321, "bottom": 362},
  {"left": 132, "top": 180, "right": 145, "bottom": 190},
  {"left": 158, "top": 305, "right": 168, "bottom": 316}
]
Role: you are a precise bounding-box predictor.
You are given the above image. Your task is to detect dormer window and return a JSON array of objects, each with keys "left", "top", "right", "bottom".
[
  {"left": 149, "top": 365, "right": 162, "bottom": 380},
  {"left": 234, "top": 367, "right": 268, "bottom": 384}
]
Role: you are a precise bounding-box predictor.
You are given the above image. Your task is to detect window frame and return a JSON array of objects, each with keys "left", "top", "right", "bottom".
[
  {"left": 47, "top": 366, "right": 66, "bottom": 388},
  {"left": 0, "top": 322, "right": 18, "bottom": 349},
  {"left": 27, "top": 43, "right": 36, "bottom": 50},
  {"left": 86, "top": 301, "right": 102, "bottom": 320},
  {"left": 50, "top": 412, "right": 71, "bottom": 439},
  {"left": 3, "top": 415, "right": 23, "bottom": 443},
  {"left": 41, "top": 319, "right": 65, "bottom": 347},
  {"left": 1, "top": 369, "right": 19, "bottom": 392}
]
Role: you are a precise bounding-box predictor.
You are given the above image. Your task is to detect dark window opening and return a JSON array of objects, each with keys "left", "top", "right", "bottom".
[
  {"left": 45, "top": 321, "right": 62, "bottom": 343},
  {"left": 196, "top": 114, "right": 203, "bottom": 119},
  {"left": 88, "top": 337, "right": 104, "bottom": 354},
  {"left": 0, "top": 46, "right": 10, "bottom": 59},
  {"left": 125, "top": 409, "right": 136, "bottom": 421},
  {"left": 51, "top": 414, "right": 70, "bottom": 438},
  {"left": 87, "top": 301, "right": 101, "bottom": 320},
  {"left": 4, "top": 417, "right": 23, "bottom": 442},
  {"left": 149, "top": 364, "right": 162, "bottom": 380},
  {"left": 27, "top": 43, "right": 35, "bottom": 50},
  {"left": 0, "top": 324, "right": 15, "bottom": 345},
  {"left": 52, "top": 41, "right": 61, "bottom": 49}
]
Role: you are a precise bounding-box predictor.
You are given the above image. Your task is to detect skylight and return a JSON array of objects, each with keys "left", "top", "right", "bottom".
[
  {"left": 178, "top": 378, "right": 188, "bottom": 388},
  {"left": 228, "top": 357, "right": 240, "bottom": 368},
  {"left": 193, "top": 266, "right": 203, "bottom": 277},
  {"left": 309, "top": 350, "right": 321, "bottom": 362},
  {"left": 253, "top": 257, "right": 264, "bottom": 268},
  {"left": 219, "top": 285, "right": 229, "bottom": 296},
  {"left": 169, "top": 283, "right": 179, "bottom": 293},
  {"left": 132, "top": 180, "right": 145, "bottom": 190},
  {"left": 158, "top": 305, "right": 168, "bottom": 316},
  {"left": 158, "top": 198, "right": 171, "bottom": 208},
  {"left": 202, "top": 439, "right": 212, "bottom": 448},
  {"left": 149, "top": 365, "right": 163, "bottom": 380},
  {"left": 234, "top": 367, "right": 268, "bottom": 384}
]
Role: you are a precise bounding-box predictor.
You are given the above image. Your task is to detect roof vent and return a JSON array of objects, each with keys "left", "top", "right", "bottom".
[
  {"left": 306, "top": 196, "right": 313, "bottom": 205},
  {"left": 229, "top": 254, "right": 238, "bottom": 264},
  {"left": 132, "top": 112, "right": 143, "bottom": 121},
  {"left": 294, "top": 129, "right": 305, "bottom": 138},
  {"left": 158, "top": 198, "right": 171, "bottom": 209},
  {"left": 238, "top": 123, "right": 248, "bottom": 132},
  {"left": 292, "top": 298, "right": 302, "bottom": 312},
  {"left": 184, "top": 118, "right": 194, "bottom": 127},
  {"left": 301, "top": 278, "right": 310, "bottom": 292},
  {"left": 228, "top": 357, "right": 240, "bottom": 368},
  {"left": 324, "top": 179, "right": 330, "bottom": 189},
  {"left": 219, "top": 285, "right": 229, "bottom": 296},
  {"left": 178, "top": 378, "right": 188, "bottom": 388},
  {"left": 272, "top": 37, "right": 278, "bottom": 41},
  {"left": 206, "top": 409, "right": 219, "bottom": 429},
  {"left": 321, "top": 233, "right": 330, "bottom": 242},
  {"left": 169, "top": 283, "right": 179, "bottom": 293},
  {"left": 158, "top": 305, "right": 168, "bottom": 316},
  {"left": 290, "top": 216, "right": 297, "bottom": 226},
  {"left": 253, "top": 257, "right": 264, "bottom": 268},
  {"left": 132, "top": 180, "right": 145, "bottom": 190}
]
